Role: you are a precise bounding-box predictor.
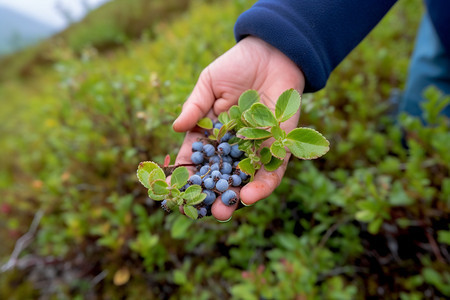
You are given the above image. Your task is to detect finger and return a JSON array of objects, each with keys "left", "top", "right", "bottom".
[
  {"left": 211, "top": 187, "right": 240, "bottom": 222},
  {"left": 172, "top": 69, "right": 216, "bottom": 132},
  {"left": 239, "top": 154, "right": 290, "bottom": 206}
]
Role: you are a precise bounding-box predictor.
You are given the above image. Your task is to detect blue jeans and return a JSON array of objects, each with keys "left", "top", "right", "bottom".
[{"left": 400, "top": 11, "right": 450, "bottom": 119}]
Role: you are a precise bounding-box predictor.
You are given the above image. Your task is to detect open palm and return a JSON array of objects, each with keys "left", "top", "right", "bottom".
[{"left": 172, "top": 36, "right": 305, "bottom": 221}]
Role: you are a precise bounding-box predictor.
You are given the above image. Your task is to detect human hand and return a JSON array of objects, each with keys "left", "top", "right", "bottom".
[{"left": 172, "top": 36, "right": 305, "bottom": 221}]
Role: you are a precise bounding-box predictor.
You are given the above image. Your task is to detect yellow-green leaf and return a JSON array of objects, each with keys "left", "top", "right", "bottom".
[
  {"left": 275, "top": 89, "right": 301, "bottom": 122},
  {"left": 237, "top": 127, "right": 272, "bottom": 140},
  {"left": 285, "top": 128, "right": 329, "bottom": 159},
  {"left": 247, "top": 103, "right": 278, "bottom": 127},
  {"left": 270, "top": 142, "right": 287, "bottom": 159},
  {"left": 183, "top": 206, "right": 198, "bottom": 220},
  {"left": 263, "top": 156, "right": 284, "bottom": 171},
  {"left": 137, "top": 161, "right": 160, "bottom": 189},
  {"left": 259, "top": 147, "right": 272, "bottom": 164},
  {"left": 151, "top": 179, "right": 169, "bottom": 195},
  {"left": 197, "top": 117, "right": 213, "bottom": 129},
  {"left": 148, "top": 189, "right": 165, "bottom": 201},
  {"left": 238, "top": 89, "right": 260, "bottom": 111},
  {"left": 218, "top": 112, "right": 230, "bottom": 124},
  {"left": 183, "top": 185, "right": 202, "bottom": 203},
  {"left": 238, "top": 158, "right": 255, "bottom": 178},
  {"left": 171, "top": 167, "right": 189, "bottom": 188},
  {"left": 229, "top": 105, "right": 241, "bottom": 120}
]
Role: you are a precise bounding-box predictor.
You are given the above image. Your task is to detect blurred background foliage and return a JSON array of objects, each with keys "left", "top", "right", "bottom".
[{"left": 0, "top": 0, "right": 449, "bottom": 299}]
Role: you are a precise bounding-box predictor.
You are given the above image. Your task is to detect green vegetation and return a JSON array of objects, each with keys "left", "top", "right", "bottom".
[{"left": 0, "top": 0, "right": 448, "bottom": 299}]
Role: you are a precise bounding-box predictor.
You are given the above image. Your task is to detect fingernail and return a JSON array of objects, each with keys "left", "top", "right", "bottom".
[
  {"left": 217, "top": 216, "right": 232, "bottom": 223},
  {"left": 240, "top": 200, "right": 253, "bottom": 207}
]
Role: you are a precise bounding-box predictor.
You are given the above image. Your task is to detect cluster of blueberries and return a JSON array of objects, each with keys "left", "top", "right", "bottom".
[{"left": 162, "top": 122, "right": 249, "bottom": 218}]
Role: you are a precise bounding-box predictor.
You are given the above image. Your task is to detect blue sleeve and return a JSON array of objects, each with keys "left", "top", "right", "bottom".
[{"left": 234, "top": 0, "right": 397, "bottom": 92}]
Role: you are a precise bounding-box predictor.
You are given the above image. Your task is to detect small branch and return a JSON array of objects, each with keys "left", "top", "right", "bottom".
[
  {"left": 1, "top": 210, "right": 44, "bottom": 272},
  {"left": 318, "top": 218, "right": 348, "bottom": 248}
]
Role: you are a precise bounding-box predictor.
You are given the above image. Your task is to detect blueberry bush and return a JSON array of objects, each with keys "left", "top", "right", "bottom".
[
  {"left": 0, "top": 0, "right": 448, "bottom": 299},
  {"left": 137, "top": 89, "right": 329, "bottom": 219}
]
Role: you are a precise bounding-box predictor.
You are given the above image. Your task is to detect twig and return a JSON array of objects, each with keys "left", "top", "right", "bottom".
[{"left": 1, "top": 210, "right": 44, "bottom": 272}]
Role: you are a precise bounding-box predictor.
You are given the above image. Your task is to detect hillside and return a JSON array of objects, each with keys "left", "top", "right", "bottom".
[
  {"left": 0, "top": 0, "right": 190, "bottom": 81},
  {"left": 0, "top": 5, "right": 56, "bottom": 55}
]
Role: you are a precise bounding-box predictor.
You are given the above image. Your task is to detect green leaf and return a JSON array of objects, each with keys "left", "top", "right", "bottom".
[
  {"left": 242, "top": 109, "right": 259, "bottom": 127},
  {"left": 226, "top": 119, "right": 237, "bottom": 129},
  {"left": 151, "top": 180, "right": 169, "bottom": 195},
  {"left": 171, "top": 167, "right": 189, "bottom": 188},
  {"left": 270, "top": 142, "right": 287, "bottom": 159},
  {"left": 285, "top": 128, "right": 329, "bottom": 159},
  {"left": 197, "top": 117, "right": 213, "bottom": 129},
  {"left": 238, "top": 89, "right": 260, "bottom": 112},
  {"left": 264, "top": 156, "right": 284, "bottom": 171},
  {"left": 149, "top": 168, "right": 166, "bottom": 185},
  {"left": 437, "top": 230, "right": 450, "bottom": 246},
  {"left": 218, "top": 112, "right": 230, "bottom": 124},
  {"left": 259, "top": 147, "right": 272, "bottom": 164},
  {"left": 148, "top": 189, "right": 166, "bottom": 201},
  {"left": 217, "top": 123, "right": 228, "bottom": 141},
  {"left": 171, "top": 215, "right": 193, "bottom": 239},
  {"left": 137, "top": 161, "right": 160, "bottom": 189},
  {"left": 238, "top": 158, "right": 255, "bottom": 178},
  {"left": 355, "top": 210, "right": 375, "bottom": 222},
  {"left": 368, "top": 218, "right": 383, "bottom": 234},
  {"left": 187, "top": 193, "right": 207, "bottom": 206},
  {"left": 275, "top": 89, "right": 301, "bottom": 122},
  {"left": 389, "top": 181, "right": 414, "bottom": 206},
  {"left": 247, "top": 103, "right": 278, "bottom": 127},
  {"left": 183, "top": 206, "right": 198, "bottom": 220},
  {"left": 183, "top": 185, "right": 202, "bottom": 203},
  {"left": 271, "top": 125, "right": 285, "bottom": 140},
  {"left": 237, "top": 127, "right": 272, "bottom": 140},
  {"left": 229, "top": 105, "right": 241, "bottom": 120}
]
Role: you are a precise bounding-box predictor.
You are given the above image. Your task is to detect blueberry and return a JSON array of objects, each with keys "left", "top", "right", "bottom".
[
  {"left": 203, "top": 144, "right": 215, "bottom": 157},
  {"left": 209, "top": 155, "right": 221, "bottom": 164},
  {"left": 233, "top": 160, "right": 240, "bottom": 168},
  {"left": 203, "top": 190, "right": 216, "bottom": 205},
  {"left": 199, "top": 165, "right": 210, "bottom": 176},
  {"left": 222, "top": 155, "right": 233, "bottom": 164},
  {"left": 221, "top": 190, "right": 237, "bottom": 206},
  {"left": 214, "top": 122, "right": 223, "bottom": 129},
  {"left": 203, "top": 177, "right": 215, "bottom": 189},
  {"left": 188, "top": 175, "right": 202, "bottom": 185},
  {"left": 210, "top": 163, "right": 220, "bottom": 171},
  {"left": 230, "top": 174, "right": 242, "bottom": 187},
  {"left": 218, "top": 142, "right": 231, "bottom": 155},
  {"left": 161, "top": 199, "right": 170, "bottom": 212},
  {"left": 180, "top": 183, "right": 190, "bottom": 191},
  {"left": 216, "top": 179, "right": 229, "bottom": 192},
  {"left": 191, "top": 151, "right": 204, "bottom": 164},
  {"left": 198, "top": 207, "right": 207, "bottom": 217},
  {"left": 192, "top": 141, "right": 203, "bottom": 152},
  {"left": 211, "top": 170, "right": 222, "bottom": 180},
  {"left": 238, "top": 170, "right": 249, "bottom": 181},
  {"left": 230, "top": 144, "right": 243, "bottom": 158},
  {"left": 220, "top": 132, "right": 232, "bottom": 142},
  {"left": 220, "top": 162, "right": 232, "bottom": 174},
  {"left": 221, "top": 174, "right": 230, "bottom": 181}
]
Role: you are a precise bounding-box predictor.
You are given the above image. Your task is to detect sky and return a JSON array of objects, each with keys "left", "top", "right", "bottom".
[{"left": 0, "top": 0, "right": 111, "bottom": 29}]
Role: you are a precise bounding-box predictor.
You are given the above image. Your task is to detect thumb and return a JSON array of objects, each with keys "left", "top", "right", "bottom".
[{"left": 172, "top": 69, "right": 215, "bottom": 132}]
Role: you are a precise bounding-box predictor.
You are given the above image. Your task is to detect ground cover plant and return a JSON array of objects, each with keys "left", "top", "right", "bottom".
[{"left": 0, "top": 0, "right": 449, "bottom": 299}]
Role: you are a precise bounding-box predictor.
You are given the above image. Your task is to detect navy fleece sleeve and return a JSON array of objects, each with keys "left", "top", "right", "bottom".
[{"left": 234, "top": 0, "right": 397, "bottom": 92}]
